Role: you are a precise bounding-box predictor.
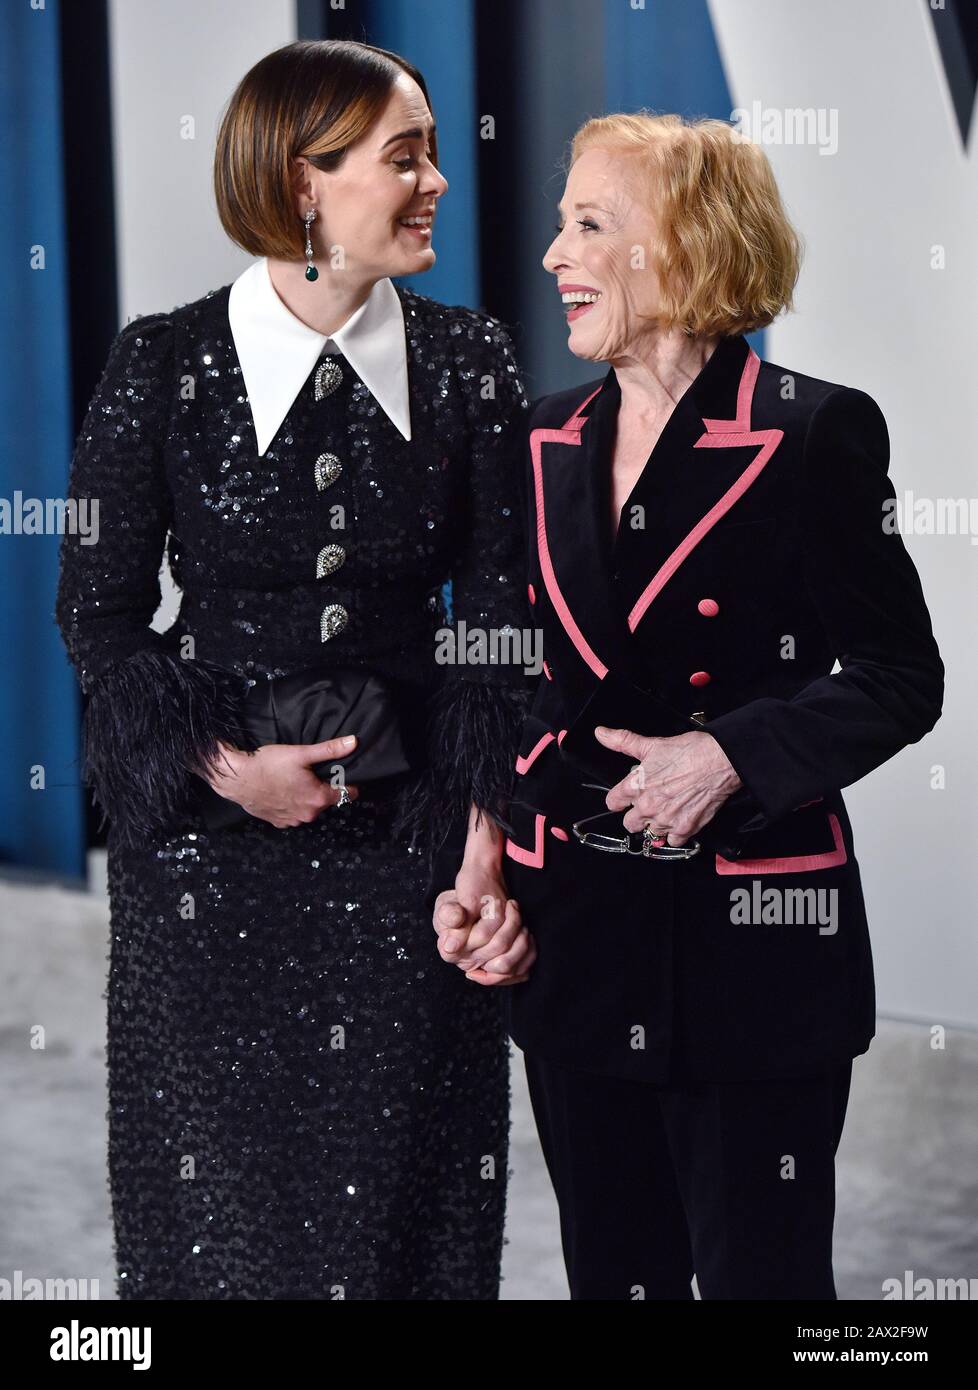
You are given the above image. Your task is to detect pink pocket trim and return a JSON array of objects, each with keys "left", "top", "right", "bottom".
[
  {"left": 515, "top": 733, "right": 556, "bottom": 775},
  {"left": 714, "top": 812, "right": 848, "bottom": 875},
  {"left": 505, "top": 814, "right": 546, "bottom": 869}
]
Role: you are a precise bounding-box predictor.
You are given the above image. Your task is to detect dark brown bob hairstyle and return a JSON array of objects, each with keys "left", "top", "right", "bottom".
[{"left": 214, "top": 39, "right": 437, "bottom": 261}]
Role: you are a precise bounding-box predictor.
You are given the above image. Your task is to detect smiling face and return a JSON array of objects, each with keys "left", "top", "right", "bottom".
[
  {"left": 298, "top": 72, "right": 448, "bottom": 280},
  {"left": 543, "top": 147, "right": 664, "bottom": 362}
]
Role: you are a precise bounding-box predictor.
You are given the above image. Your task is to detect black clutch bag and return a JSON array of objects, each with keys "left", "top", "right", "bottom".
[
  {"left": 194, "top": 667, "right": 415, "bottom": 831},
  {"left": 559, "top": 671, "right": 764, "bottom": 861}
]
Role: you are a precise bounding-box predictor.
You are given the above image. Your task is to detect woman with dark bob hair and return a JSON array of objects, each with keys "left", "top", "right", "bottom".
[
  {"left": 434, "top": 113, "right": 944, "bottom": 1299},
  {"left": 56, "top": 39, "right": 535, "bottom": 1300}
]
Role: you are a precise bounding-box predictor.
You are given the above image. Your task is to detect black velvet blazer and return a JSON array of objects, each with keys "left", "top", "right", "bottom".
[{"left": 499, "top": 333, "right": 944, "bottom": 1082}]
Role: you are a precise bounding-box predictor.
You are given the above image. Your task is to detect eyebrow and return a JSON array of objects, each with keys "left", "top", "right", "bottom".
[
  {"left": 380, "top": 123, "right": 437, "bottom": 150},
  {"left": 556, "top": 202, "right": 610, "bottom": 216}
]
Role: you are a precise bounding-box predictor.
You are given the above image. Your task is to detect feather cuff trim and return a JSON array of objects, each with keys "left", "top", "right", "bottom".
[
  {"left": 82, "top": 647, "right": 256, "bottom": 847},
  {"left": 393, "top": 678, "right": 532, "bottom": 861}
]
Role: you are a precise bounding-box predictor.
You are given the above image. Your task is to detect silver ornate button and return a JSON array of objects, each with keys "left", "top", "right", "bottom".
[
  {"left": 314, "top": 357, "right": 343, "bottom": 401},
  {"left": 320, "top": 603, "right": 348, "bottom": 642},
  {"left": 316, "top": 544, "right": 346, "bottom": 579},
  {"left": 314, "top": 453, "right": 343, "bottom": 491}
]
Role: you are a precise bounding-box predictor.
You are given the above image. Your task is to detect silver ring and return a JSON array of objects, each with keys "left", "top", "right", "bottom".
[{"left": 334, "top": 785, "right": 351, "bottom": 809}]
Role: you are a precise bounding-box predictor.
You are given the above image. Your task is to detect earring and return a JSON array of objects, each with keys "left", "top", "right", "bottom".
[{"left": 304, "top": 208, "right": 318, "bottom": 282}]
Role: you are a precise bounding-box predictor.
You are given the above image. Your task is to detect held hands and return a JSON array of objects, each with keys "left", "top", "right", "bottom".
[
  {"left": 432, "top": 861, "right": 537, "bottom": 987},
  {"left": 595, "top": 726, "right": 742, "bottom": 846},
  {"left": 203, "top": 736, "right": 360, "bottom": 829}
]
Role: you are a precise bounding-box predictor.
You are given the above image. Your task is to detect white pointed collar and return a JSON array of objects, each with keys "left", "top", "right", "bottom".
[{"left": 227, "top": 256, "right": 412, "bottom": 455}]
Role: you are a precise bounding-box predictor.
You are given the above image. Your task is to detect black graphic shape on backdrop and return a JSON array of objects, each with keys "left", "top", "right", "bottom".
[{"left": 928, "top": 0, "right": 978, "bottom": 146}]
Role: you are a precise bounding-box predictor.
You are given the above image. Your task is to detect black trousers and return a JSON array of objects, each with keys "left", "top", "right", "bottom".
[{"left": 523, "top": 1050, "right": 853, "bottom": 1300}]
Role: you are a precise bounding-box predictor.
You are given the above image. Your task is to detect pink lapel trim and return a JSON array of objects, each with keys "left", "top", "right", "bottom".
[
  {"left": 627, "top": 428, "right": 783, "bottom": 631},
  {"left": 530, "top": 410, "right": 610, "bottom": 680},
  {"left": 702, "top": 348, "right": 760, "bottom": 433},
  {"left": 562, "top": 385, "right": 603, "bottom": 430},
  {"left": 627, "top": 349, "right": 782, "bottom": 633}
]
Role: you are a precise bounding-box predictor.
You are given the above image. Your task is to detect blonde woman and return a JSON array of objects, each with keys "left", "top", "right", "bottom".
[{"left": 436, "top": 113, "right": 943, "bottom": 1299}]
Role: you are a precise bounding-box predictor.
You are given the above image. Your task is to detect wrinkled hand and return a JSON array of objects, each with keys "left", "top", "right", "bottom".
[
  {"left": 595, "top": 725, "right": 742, "bottom": 846},
  {"left": 203, "top": 736, "right": 359, "bottom": 829},
  {"left": 432, "top": 863, "right": 536, "bottom": 986}
]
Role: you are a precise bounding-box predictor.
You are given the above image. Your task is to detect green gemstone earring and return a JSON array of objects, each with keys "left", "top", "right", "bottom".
[{"left": 304, "top": 207, "right": 318, "bottom": 282}]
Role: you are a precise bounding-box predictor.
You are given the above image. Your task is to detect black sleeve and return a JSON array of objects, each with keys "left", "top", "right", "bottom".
[
  {"left": 704, "top": 386, "right": 944, "bottom": 824},
  {"left": 55, "top": 314, "right": 253, "bottom": 847},
  {"left": 397, "top": 313, "right": 536, "bottom": 901}
]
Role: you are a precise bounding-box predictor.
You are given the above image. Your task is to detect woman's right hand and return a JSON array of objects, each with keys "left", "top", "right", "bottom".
[
  {"left": 203, "top": 736, "right": 359, "bottom": 828},
  {"left": 433, "top": 860, "right": 536, "bottom": 986}
]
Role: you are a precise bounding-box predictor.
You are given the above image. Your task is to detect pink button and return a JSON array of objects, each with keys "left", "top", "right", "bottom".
[
  {"left": 697, "top": 597, "right": 719, "bottom": 617},
  {"left": 690, "top": 670, "right": 711, "bottom": 687},
  {"left": 543, "top": 660, "right": 553, "bottom": 681},
  {"left": 528, "top": 583, "right": 536, "bottom": 605},
  {"left": 550, "top": 826, "right": 569, "bottom": 841}
]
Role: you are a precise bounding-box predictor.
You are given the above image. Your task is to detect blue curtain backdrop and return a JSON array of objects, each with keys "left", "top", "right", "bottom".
[
  {"left": 316, "top": 0, "right": 481, "bottom": 310},
  {"left": 356, "top": 0, "right": 481, "bottom": 307},
  {"left": 603, "top": 0, "right": 764, "bottom": 360},
  {"left": 0, "top": 0, "right": 84, "bottom": 877}
]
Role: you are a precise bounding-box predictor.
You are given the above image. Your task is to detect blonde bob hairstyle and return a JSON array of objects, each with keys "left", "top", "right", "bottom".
[
  {"left": 214, "top": 39, "right": 437, "bottom": 262},
  {"left": 569, "top": 112, "right": 802, "bottom": 336}
]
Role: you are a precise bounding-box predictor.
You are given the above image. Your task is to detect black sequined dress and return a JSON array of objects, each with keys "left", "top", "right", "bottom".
[{"left": 55, "top": 279, "right": 531, "bottom": 1300}]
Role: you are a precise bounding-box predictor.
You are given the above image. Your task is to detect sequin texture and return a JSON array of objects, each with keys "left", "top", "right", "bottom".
[{"left": 55, "top": 278, "right": 531, "bottom": 1299}]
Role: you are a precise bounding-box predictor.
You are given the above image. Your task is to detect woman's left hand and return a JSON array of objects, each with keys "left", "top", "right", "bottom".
[
  {"left": 595, "top": 726, "right": 743, "bottom": 846},
  {"left": 433, "top": 864, "right": 537, "bottom": 986}
]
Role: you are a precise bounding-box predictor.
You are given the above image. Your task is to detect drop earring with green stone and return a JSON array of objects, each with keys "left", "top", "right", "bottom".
[{"left": 304, "top": 207, "right": 319, "bottom": 282}]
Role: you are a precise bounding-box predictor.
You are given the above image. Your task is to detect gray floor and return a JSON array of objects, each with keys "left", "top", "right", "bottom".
[{"left": 2, "top": 865, "right": 975, "bottom": 1301}]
